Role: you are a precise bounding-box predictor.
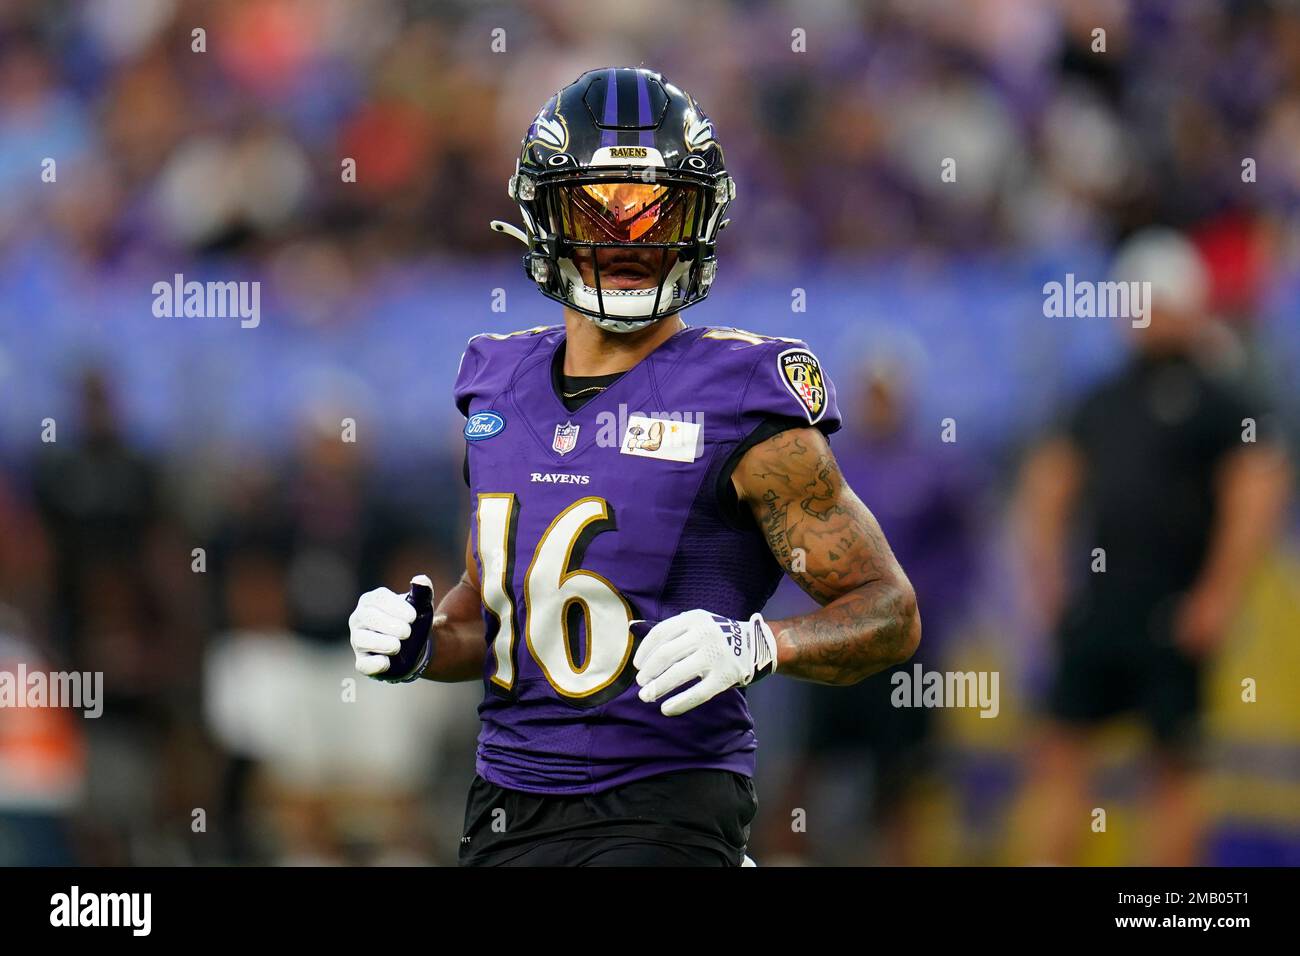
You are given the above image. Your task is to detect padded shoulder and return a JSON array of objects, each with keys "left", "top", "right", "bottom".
[
  {"left": 695, "top": 327, "right": 841, "bottom": 434},
  {"left": 454, "top": 325, "right": 561, "bottom": 416}
]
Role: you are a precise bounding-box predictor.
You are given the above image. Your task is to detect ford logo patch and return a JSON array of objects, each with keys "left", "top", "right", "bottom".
[{"left": 465, "top": 411, "right": 506, "bottom": 441}]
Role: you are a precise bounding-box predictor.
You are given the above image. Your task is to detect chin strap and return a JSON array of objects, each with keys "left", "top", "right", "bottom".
[
  {"left": 585, "top": 312, "right": 660, "bottom": 333},
  {"left": 490, "top": 220, "right": 529, "bottom": 245},
  {"left": 490, "top": 217, "right": 692, "bottom": 330}
]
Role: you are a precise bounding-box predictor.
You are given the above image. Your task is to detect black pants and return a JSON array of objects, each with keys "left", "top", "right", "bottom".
[{"left": 458, "top": 768, "right": 757, "bottom": 867}]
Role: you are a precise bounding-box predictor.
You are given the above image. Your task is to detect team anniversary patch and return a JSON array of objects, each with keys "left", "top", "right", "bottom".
[{"left": 777, "top": 348, "right": 827, "bottom": 424}]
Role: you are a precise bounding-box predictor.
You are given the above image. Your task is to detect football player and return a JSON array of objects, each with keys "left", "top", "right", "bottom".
[{"left": 349, "top": 68, "right": 920, "bottom": 866}]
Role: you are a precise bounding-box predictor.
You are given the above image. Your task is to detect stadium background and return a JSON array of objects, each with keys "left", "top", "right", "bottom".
[{"left": 0, "top": 0, "right": 1298, "bottom": 865}]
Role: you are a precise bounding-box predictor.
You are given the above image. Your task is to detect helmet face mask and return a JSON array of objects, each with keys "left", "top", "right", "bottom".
[{"left": 497, "top": 69, "right": 734, "bottom": 331}]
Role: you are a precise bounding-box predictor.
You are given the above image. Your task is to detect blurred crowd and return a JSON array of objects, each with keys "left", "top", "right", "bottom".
[
  {"left": 4, "top": 0, "right": 1300, "bottom": 281},
  {"left": 1, "top": 0, "right": 1299, "bottom": 865}
]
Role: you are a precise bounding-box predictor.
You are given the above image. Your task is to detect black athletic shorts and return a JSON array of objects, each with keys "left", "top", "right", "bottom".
[
  {"left": 805, "top": 659, "right": 935, "bottom": 809},
  {"left": 1047, "top": 593, "right": 1202, "bottom": 753},
  {"left": 458, "top": 768, "right": 757, "bottom": 867}
]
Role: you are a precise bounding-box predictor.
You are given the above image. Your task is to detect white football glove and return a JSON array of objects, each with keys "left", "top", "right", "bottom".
[
  {"left": 348, "top": 575, "right": 435, "bottom": 682},
  {"left": 633, "top": 609, "right": 778, "bottom": 717}
]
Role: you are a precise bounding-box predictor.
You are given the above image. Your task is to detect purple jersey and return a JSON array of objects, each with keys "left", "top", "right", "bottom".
[{"left": 454, "top": 324, "right": 841, "bottom": 794}]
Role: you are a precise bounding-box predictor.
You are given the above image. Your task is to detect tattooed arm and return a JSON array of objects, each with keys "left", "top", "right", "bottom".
[
  {"left": 418, "top": 530, "right": 489, "bottom": 682},
  {"left": 732, "top": 427, "right": 920, "bottom": 685}
]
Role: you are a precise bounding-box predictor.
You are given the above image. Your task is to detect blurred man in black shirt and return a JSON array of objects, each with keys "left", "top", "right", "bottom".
[{"left": 1017, "top": 229, "right": 1291, "bottom": 865}]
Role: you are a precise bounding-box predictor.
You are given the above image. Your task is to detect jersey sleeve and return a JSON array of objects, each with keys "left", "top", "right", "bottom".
[
  {"left": 453, "top": 336, "right": 487, "bottom": 418},
  {"left": 714, "top": 337, "right": 843, "bottom": 529},
  {"left": 737, "top": 339, "right": 842, "bottom": 438},
  {"left": 454, "top": 336, "right": 492, "bottom": 489}
]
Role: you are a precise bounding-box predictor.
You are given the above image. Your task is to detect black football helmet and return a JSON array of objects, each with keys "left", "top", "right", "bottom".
[{"left": 491, "top": 68, "right": 735, "bottom": 332}]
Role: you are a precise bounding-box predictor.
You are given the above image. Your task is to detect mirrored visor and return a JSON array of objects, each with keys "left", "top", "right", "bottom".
[{"left": 552, "top": 181, "right": 701, "bottom": 244}]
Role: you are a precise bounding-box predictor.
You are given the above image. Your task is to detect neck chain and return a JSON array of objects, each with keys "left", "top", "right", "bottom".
[{"left": 561, "top": 384, "right": 609, "bottom": 399}]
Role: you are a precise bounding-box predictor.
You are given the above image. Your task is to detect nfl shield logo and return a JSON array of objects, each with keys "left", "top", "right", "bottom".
[{"left": 552, "top": 421, "right": 580, "bottom": 455}]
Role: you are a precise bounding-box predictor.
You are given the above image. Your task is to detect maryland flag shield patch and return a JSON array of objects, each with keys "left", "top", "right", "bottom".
[{"left": 778, "top": 348, "right": 827, "bottom": 424}]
